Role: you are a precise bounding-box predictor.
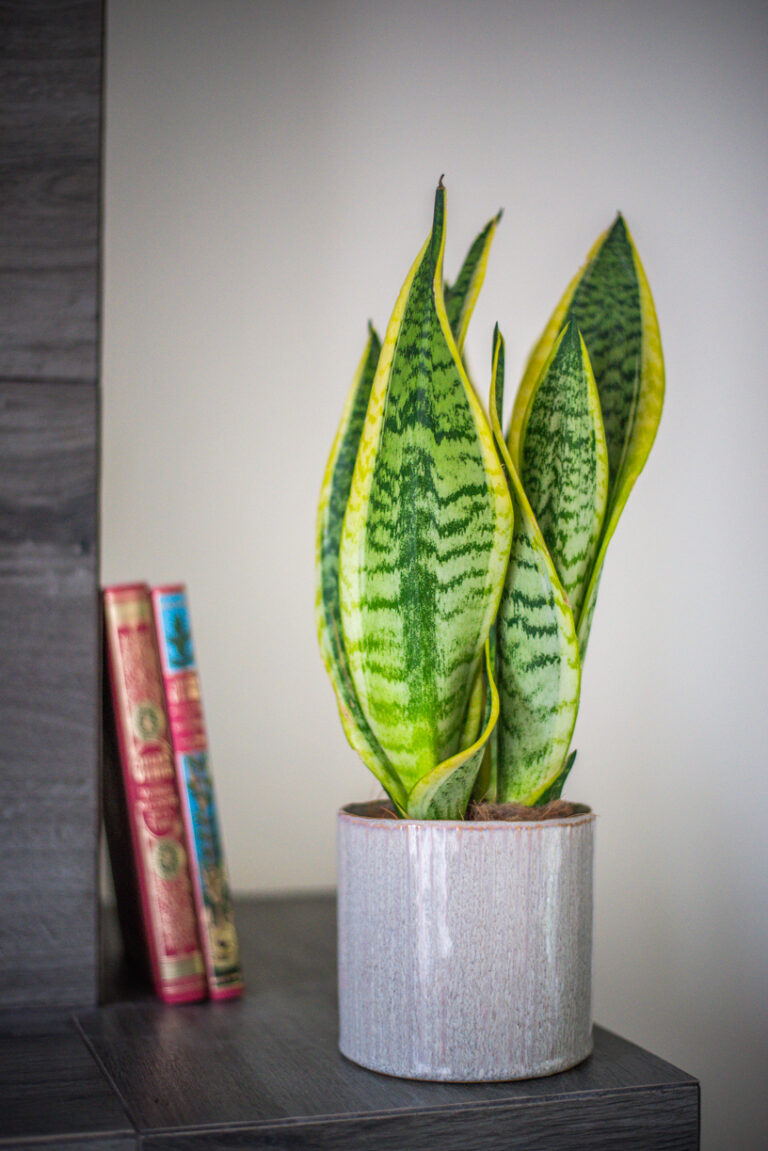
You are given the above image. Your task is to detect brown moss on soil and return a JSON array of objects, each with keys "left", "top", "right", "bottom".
[
  {"left": 466, "top": 799, "right": 588, "bottom": 822},
  {"left": 353, "top": 799, "right": 589, "bottom": 821}
]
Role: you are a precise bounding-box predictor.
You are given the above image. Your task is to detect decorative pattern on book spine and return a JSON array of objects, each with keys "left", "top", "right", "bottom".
[
  {"left": 103, "top": 584, "right": 206, "bottom": 1004},
  {"left": 152, "top": 585, "right": 244, "bottom": 999}
]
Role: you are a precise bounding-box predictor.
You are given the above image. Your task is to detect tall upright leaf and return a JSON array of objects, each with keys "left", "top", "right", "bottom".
[
  {"left": 509, "top": 216, "right": 664, "bottom": 651},
  {"left": 315, "top": 327, "right": 408, "bottom": 812},
  {"left": 440, "top": 205, "right": 504, "bottom": 764},
  {"left": 339, "top": 183, "right": 513, "bottom": 808},
  {"left": 491, "top": 327, "right": 581, "bottom": 805},
  {"left": 444, "top": 209, "right": 503, "bottom": 352},
  {"left": 408, "top": 640, "right": 498, "bottom": 819},
  {"left": 518, "top": 323, "right": 609, "bottom": 622}
]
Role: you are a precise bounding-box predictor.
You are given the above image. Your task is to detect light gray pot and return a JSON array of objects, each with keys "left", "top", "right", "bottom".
[{"left": 337, "top": 802, "right": 595, "bottom": 1082}]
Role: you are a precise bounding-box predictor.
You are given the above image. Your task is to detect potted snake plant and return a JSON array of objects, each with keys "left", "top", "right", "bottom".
[{"left": 316, "top": 181, "right": 663, "bottom": 1081}]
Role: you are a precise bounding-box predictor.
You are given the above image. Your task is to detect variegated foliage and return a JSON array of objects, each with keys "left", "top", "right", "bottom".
[
  {"left": 486, "top": 327, "right": 581, "bottom": 805},
  {"left": 316, "top": 184, "right": 512, "bottom": 818},
  {"left": 492, "top": 216, "right": 664, "bottom": 803},
  {"left": 318, "top": 194, "right": 663, "bottom": 816},
  {"left": 509, "top": 215, "right": 665, "bottom": 653}
]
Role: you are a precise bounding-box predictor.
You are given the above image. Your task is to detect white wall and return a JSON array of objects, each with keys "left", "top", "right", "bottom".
[{"left": 102, "top": 2, "right": 768, "bottom": 1146}]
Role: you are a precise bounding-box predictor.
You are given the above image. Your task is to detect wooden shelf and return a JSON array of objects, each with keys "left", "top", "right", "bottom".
[{"left": 0, "top": 894, "right": 699, "bottom": 1149}]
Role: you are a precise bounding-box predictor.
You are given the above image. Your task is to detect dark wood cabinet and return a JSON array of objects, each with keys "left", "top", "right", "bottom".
[
  {"left": 0, "top": 895, "right": 700, "bottom": 1150},
  {"left": 0, "top": 0, "right": 103, "bottom": 1009}
]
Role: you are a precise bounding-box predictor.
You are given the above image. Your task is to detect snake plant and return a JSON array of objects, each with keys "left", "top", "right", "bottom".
[{"left": 316, "top": 183, "right": 663, "bottom": 818}]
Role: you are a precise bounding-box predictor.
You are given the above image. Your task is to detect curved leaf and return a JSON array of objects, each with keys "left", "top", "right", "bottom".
[
  {"left": 491, "top": 326, "right": 581, "bottom": 805},
  {"left": 444, "top": 209, "right": 503, "bottom": 352},
  {"left": 470, "top": 621, "right": 499, "bottom": 802},
  {"left": 519, "top": 323, "right": 609, "bottom": 622},
  {"left": 407, "top": 640, "right": 498, "bottom": 819},
  {"left": 315, "top": 326, "right": 408, "bottom": 813},
  {"left": 459, "top": 654, "right": 486, "bottom": 749},
  {"left": 535, "top": 748, "right": 577, "bottom": 805},
  {"left": 509, "top": 216, "right": 664, "bottom": 653},
  {"left": 339, "top": 183, "right": 513, "bottom": 804}
]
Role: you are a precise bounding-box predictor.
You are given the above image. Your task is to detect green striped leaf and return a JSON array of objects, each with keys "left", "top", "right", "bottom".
[
  {"left": 339, "top": 183, "right": 513, "bottom": 809},
  {"left": 444, "top": 209, "right": 503, "bottom": 351},
  {"left": 536, "top": 748, "right": 577, "bottom": 805},
  {"left": 459, "top": 652, "right": 487, "bottom": 750},
  {"left": 518, "top": 323, "right": 609, "bottom": 622},
  {"left": 509, "top": 216, "right": 664, "bottom": 653},
  {"left": 315, "top": 326, "right": 408, "bottom": 813},
  {"left": 471, "top": 625, "right": 498, "bottom": 802},
  {"left": 408, "top": 641, "right": 498, "bottom": 819},
  {"left": 491, "top": 326, "right": 581, "bottom": 805}
]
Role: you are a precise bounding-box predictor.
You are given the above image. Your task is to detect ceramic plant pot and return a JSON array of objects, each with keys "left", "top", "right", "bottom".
[{"left": 337, "top": 801, "right": 595, "bottom": 1082}]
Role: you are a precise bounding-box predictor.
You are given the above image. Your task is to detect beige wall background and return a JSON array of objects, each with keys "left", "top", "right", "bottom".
[{"left": 102, "top": 2, "right": 768, "bottom": 1146}]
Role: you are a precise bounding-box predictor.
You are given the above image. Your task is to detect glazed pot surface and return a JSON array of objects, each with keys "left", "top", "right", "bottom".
[{"left": 337, "top": 802, "right": 595, "bottom": 1081}]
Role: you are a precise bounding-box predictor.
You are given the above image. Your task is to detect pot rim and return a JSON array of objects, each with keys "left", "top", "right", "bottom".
[{"left": 339, "top": 799, "right": 595, "bottom": 830}]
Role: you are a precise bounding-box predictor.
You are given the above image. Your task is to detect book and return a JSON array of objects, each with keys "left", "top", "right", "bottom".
[
  {"left": 151, "top": 584, "right": 244, "bottom": 999},
  {"left": 102, "top": 583, "right": 207, "bottom": 1004}
]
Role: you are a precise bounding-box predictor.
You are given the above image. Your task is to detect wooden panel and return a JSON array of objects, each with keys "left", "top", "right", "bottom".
[
  {"left": 0, "top": 1007, "right": 136, "bottom": 1149},
  {"left": 79, "top": 898, "right": 700, "bottom": 1149},
  {"left": 0, "top": 0, "right": 103, "bottom": 1008},
  {"left": 0, "top": 381, "right": 100, "bottom": 1006},
  {"left": 141, "top": 1091, "right": 699, "bottom": 1151},
  {"left": 1, "top": 1, "right": 103, "bottom": 158},
  {"left": 0, "top": 0, "right": 102, "bottom": 382},
  {"left": 0, "top": 162, "right": 101, "bottom": 382}
]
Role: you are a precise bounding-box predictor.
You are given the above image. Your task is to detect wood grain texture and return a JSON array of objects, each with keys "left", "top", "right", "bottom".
[
  {"left": 0, "top": 1007, "right": 135, "bottom": 1149},
  {"left": 0, "top": 0, "right": 103, "bottom": 1009},
  {"left": 0, "top": 0, "right": 103, "bottom": 381},
  {"left": 78, "top": 897, "right": 699, "bottom": 1149},
  {"left": 141, "top": 1091, "right": 698, "bottom": 1151},
  {"left": 0, "top": 381, "right": 100, "bottom": 1007}
]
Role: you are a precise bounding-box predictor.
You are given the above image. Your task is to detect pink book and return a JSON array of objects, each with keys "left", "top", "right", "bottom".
[
  {"left": 151, "top": 584, "right": 244, "bottom": 999},
  {"left": 103, "top": 584, "right": 206, "bottom": 1004}
]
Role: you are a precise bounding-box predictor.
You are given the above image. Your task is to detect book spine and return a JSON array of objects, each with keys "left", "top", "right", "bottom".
[
  {"left": 103, "top": 584, "right": 207, "bottom": 1004},
  {"left": 151, "top": 584, "right": 245, "bottom": 1000}
]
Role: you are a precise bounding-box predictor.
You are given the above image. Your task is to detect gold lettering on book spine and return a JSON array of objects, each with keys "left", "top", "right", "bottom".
[
  {"left": 112, "top": 596, "right": 152, "bottom": 628},
  {"left": 132, "top": 747, "right": 175, "bottom": 784},
  {"left": 160, "top": 955, "right": 205, "bottom": 980},
  {"left": 166, "top": 676, "right": 201, "bottom": 705},
  {"left": 105, "top": 589, "right": 206, "bottom": 998}
]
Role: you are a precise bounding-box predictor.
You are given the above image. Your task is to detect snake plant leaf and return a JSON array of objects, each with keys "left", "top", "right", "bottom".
[
  {"left": 471, "top": 624, "right": 498, "bottom": 803},
  {"left": 468, "top": 365, "right": 508, "bottom": 807},
  {"left": 316, "top": 326, "right": 408, "bottom": 813},
  {"left": 339, "top": 183, "right": 513, "bottom": 809},
  {"left": 444, "top": 209, "right": 503, "bottom": 352},
  {"left": 508, "top": 215, "right": 664, "bottom": 651},
  {"left": 407, "top": 641, "right": 498, "bottom": 819},
  {"left": 491, "top": 326, "right": 581, "bottom": 805},
  {"left": 459, "top": 654, "right": 487, "bottom": 750},
  {"left": 535, "top": 748, "right": 577, "bottom": 805},
  {"left": 518, "top": 323, "right": 609, "bottom": 622}
]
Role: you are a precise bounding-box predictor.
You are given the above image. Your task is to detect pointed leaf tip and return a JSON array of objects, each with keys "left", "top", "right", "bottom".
[
  {"left": 509, "top": 211, "right": 663, "bottom": 656},
  {"left": 609, "top": 212, "right": 628, "bottom": 242},
  {"left": 430, "top": 183, "right": 447, "bottom": 257},
  {"left": 519, "top": 320, "right": 608, "bottom": 622},
  {"left": 338, "top": 189, "right": 512, "bottom": 808},
  {"left": 489, "top": 329, "right": 581, "bottom": 805},
  {"left": 561, "top": 320, "right": 579, "bottom": 351},
  {"left": 442, "top": 201, "right": 501, "bottom": 351}
]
